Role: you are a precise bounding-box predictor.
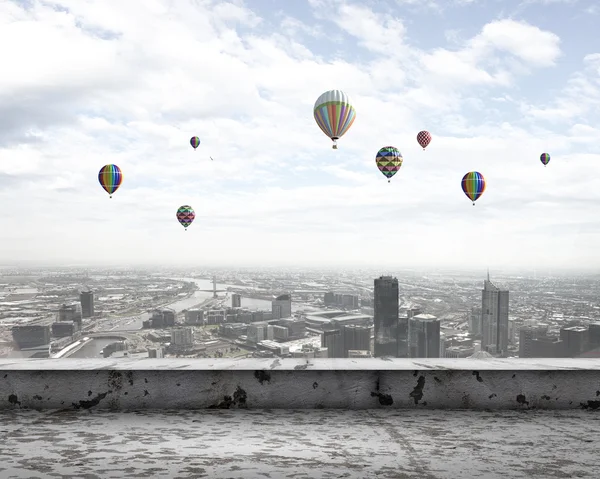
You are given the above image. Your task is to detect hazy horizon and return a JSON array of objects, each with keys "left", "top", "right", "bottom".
[{"left": 2, "top": 0, "right": 600, "bottom": 269}]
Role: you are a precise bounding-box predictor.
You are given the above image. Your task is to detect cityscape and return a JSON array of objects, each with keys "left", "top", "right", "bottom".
[{"left": 2, "top": 266, "right": 599, "bottom": 361}]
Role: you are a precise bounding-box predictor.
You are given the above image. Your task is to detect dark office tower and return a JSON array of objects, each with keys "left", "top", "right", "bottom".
[
  {"left": 560, "top": 327, "right": 588, "bottom": 357},
  {"left": 342, "top": 325, "right": 371, "bottom": 357},
  {"left": 374, "top": 276, "right": 399, "bottom": 357},
  {"left": 481, "top": 272, "right": 509, "bottom": 356},
  {"left": 409, "top": 314, "right": 440, "bottom": 358},
  {"left": 397, "top": 315, "right": 409, "bottom": 358},
  {"left": 322, "top": 328, "right": 344, "bottom": 358},
  {"left": 589, "top": 323, "right": 600, "bottom": 349},
  {"left": 519, "top": 326, "right": 547, "bottom": 358},
  {"left": 80, "top": 290, "right": 94, "bottom": 319}
]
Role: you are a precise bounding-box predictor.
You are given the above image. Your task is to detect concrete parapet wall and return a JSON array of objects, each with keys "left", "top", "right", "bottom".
[{"left": 1, "top": 358, "right": 599, "bottom": 411}]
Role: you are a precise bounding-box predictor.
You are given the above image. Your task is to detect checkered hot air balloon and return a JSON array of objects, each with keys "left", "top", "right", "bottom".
[
  {"left": 461, "top": 171, "right": 486, "bottom": 206},
  {"left": 176, "top": 205, "right": 195, "bottom": 231},
  {"left": 98, "top": 164, "right": 123, "bottom": 199},
  {"left": 190, "top": 136, "right": 200, "bottom": 150},
  {"left": 313, "top": 90, "right": 356, "bottom": 149},
  {"left": 417, "top": 130, "right": 432, "bottom": 150},
  {"left": 376, "top": 146, "right": 403, "bottom": 183},
  {"left": 540, "top": 153, "right": 550, "bottom": 167}
]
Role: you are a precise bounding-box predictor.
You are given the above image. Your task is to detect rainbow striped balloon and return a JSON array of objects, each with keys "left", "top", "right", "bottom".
[
  {"left": 461, "top": 171, "right": 486, "bottom": 206},
  {"left": 313, "top": 90, "right": 356, "bottom": 149},
  {"left": 98, "top": 164, "right": 123, "bottom": 199},
  {"left": 190, "top": 136, "right": 200, "bottom": 150}
]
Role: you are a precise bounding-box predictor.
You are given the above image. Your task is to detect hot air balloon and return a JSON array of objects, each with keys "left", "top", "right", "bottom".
[
  {"left": 190, "top": 136, "right": 200, "bottom": 150},
  {"left": 176, "top": 205, "right": 195, "bottom": 231},
  {"left": 540, "top": 152, "right": 550, "bottom": 166},
  {"left": 313, "top": 90, "right": 356, "bottom": 149},
  {"left": 376, "top": 147, "right": 403, "bottom": 183},
  {"left": 461, "top": 171, "right": 486, "bottom": 206},
  {"left": 98, "top": 164, "right": 123, "bottom": 199},
  {"left": 417, "top": 131, "right": 432, "bottom": 150}
]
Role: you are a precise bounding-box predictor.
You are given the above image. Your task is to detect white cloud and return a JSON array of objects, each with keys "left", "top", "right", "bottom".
[{"left": 0, "top": 0, "right": 597, "bottom": 270}]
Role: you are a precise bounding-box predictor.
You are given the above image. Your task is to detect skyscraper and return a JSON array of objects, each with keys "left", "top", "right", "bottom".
[
  {"left": 80, "top": 290, "right": 94, "bottom": 319},
  {"left": 272, "top": 294, "right": 292, "bottom": 319},
  {"left": 409, "top": 314, "right": 440, "bottom": 358},
  {"left": 374, "top": 276, "right": 400, "bottom": 357},
  {"left": 481, "top": 272, "right": 509, "bottom": 356}
]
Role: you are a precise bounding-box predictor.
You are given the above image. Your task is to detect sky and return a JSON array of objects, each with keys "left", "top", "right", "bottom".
[{"left": 1, "top": 0, "right": 600, "bottom": 270}]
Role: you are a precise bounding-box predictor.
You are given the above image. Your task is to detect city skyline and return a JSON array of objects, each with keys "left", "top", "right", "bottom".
[{"left": 2, "top": 1, "right": 600, "bottom": 268}]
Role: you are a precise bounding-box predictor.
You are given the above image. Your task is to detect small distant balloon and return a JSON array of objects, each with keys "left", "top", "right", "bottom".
[
  {"left": 176, "top": 205, "right": 195, "bottom": 231},
  {"left": 190, "top": 137, "right": 200, "bottom": 150},
  {"left": 461, "top": 171, "right": 486, "bottom": 206},
  {"left": 98, "top": 164, "right": 123, "bottom": 199},
  {"left": 376, "top": 146, "right": 403, "bottom": 183},
  {"left": 540, "top": 152, "right": 550, "bottom": 166},
  {"left": 313, "top": 90, "right": 356, "bottom": 149},
  {"left": 417, "top": 131, "right": 432, "bottom": 150}
]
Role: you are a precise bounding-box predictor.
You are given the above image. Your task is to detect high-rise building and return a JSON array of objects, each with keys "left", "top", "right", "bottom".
[
  {"left": 232, "top": 293, "right": 242, "bottom": 308},
  {"left": 11, "top": 325, "right": 51, "bottom": 349},
  {"left": 409, "top": 314, "right": 440, "bottom": 358},
  {"left": 272, "top": 294, "right": 292, "bottom": 319},
  {"left": 374, "top": 276, "right": 400, "bottom": 357},
  {"left": 80, "top": 290, "right": 94, "bottom": 319},
  {"left": 469, "top": 307, "right": 482, "bottom": 337},
  {"left": 171, "top": 327, "right": 194, "bottom": 347},
  {"left": 560, "top": 326, "right": 588, "bottom": 357},
  {"left": 342, "top": 324, "right": 371, "bottom": 356},
  {"left": 589, "top": 322, "right": 600, "bottom": 349},
  {"left": 481, "top": 272, "right": 509, "bottom": 356},
  {"left": 519, "top": 326, "right": 547, "bottom": 358}
]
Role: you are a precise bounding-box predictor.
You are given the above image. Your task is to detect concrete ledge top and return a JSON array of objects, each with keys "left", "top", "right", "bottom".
[{"left": 1, "top": 358, "right": 599, "bottom": 370}]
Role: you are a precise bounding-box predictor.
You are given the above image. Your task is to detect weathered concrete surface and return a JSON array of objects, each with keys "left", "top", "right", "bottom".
[
  {"left": 2, "top": 358, "right": 600, "bottom": 370},
  {"left": 0, "top": 409, "right": 598, "bottom": 478},
  {"left": 1, "top": 359, "right": 600, "bottom": 410}
]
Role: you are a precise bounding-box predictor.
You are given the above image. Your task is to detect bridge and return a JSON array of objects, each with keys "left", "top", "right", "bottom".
[{"left": 197, "top": 276, "right": 227, "bottom": 298}]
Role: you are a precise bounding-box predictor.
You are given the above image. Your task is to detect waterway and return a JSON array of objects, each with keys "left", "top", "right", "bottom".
[
  {"left": 67, "top": 338, "right": 118, "bottom": 359},
  {"left": 68, "top": 278, "right": 275, "bottom": 358}
]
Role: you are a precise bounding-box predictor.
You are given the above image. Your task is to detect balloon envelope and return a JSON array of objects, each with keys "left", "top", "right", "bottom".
[
  {"left": 376, "top": 146, "right": 403, "bottom": 181},
  {"left": 190, "top": 137, "right": 200, "bottom": 149},
  {"left": 417, "top": 131, "right": 432, "bottom": 149},
  {"left": 540, "top": 152, "right": 550, "bottom": 166},
  {"left": 98, "top": 164, "right": 123, "bottom": 197},
  {"left": 461, "top": 171, "right": 486, "bottom": 204},
  {"left": 176, "top": 205, "right": 195, "bottom": 229},
  {"left": 313, "top": 90, "right": 356, "bottom": 148}
]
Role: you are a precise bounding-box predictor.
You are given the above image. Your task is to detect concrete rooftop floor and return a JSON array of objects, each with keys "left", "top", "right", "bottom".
[{"left": 0, "top": 409, "right": 598, "bottom": 478}]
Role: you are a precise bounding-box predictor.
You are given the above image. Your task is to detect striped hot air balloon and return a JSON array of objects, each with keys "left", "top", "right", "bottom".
[
  {"left": 176, "top": 205, "right": 195, "bottom": 231},
  {"left": 461, "top": 171, "right": 486, "bottom": 206},
  {"left": 375, "top": 147, "right": 403, "bottom": 183},
  {"left": 313, "top": 90, "right": 356, "bottom": 149},
  {"left": 540, "top": 152, "right": 550, "bottom": 166},
  {"left": 190, "top": 136, "right": 200, "bottom": 150},
  {"left": 98, "top": 164, "right": 123, "bottom": 199}
]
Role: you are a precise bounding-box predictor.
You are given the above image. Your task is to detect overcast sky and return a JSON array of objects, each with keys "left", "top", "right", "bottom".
[{"left": 1, "top": 0, "right": 600, "bottom": 270}]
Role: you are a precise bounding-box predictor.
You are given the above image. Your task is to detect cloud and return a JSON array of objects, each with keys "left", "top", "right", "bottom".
[{"left": 0, "top": 0, "right": 597, "bottom": 270}]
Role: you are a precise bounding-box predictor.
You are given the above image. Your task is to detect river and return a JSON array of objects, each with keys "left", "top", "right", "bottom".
[{"left": 69, "top": 278, "right": 275, "bottom": 358}]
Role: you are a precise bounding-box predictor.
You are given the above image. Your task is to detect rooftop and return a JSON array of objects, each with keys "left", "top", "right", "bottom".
[{"left": 0, "top": 409, "right": 596, "bottom": 478}]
